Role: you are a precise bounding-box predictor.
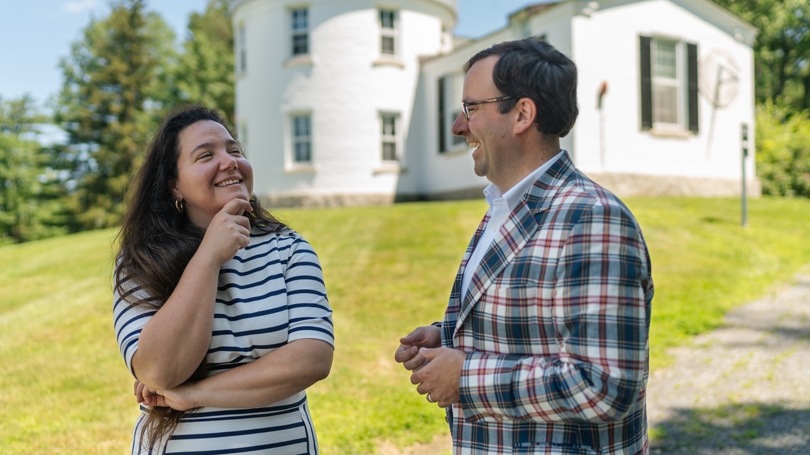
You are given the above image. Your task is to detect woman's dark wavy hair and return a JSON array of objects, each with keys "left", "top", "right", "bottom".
[
  {"left": 114, "top": 104, "right": 285, "bottom": 451},
  {"left": 464, "top": 36, "right": 579, "bottom": 138}
]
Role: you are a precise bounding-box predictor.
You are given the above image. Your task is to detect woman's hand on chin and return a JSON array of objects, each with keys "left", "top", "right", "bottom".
[{"left": 199, "top": 198, "right": 253, "bottom": 266}]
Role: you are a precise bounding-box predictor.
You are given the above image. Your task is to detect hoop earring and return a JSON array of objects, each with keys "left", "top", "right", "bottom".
[{"left": 175, "top": 199, "right": 184, "bottom": 213}]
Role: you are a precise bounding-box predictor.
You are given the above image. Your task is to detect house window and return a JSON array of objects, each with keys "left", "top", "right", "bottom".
[
  {"left": 291, "top": 8, "right": 309, "bottom": 56},
  {"left": 381, "top": 113, "right": 399, "bottom": 161},
  {"left": 292, "top": 114, "right": 312, "bottom": 163},
  {"left": 379, "top": 9, "right": 397, "bottom": 56},
  {"left": 239, "top": 122, "right": 248, "bottom": 150},
  {"left": 237, "top": 24, "right": 246, "bottom": 74},
  {"left": 639, "top": 35, "right": 698, "bottom": 133},
  {"left": 653, "top": 39, "right": 679, "bottom": 124},
  {"left": 437, "top": 74, "right": 466, "bottom": 153}
]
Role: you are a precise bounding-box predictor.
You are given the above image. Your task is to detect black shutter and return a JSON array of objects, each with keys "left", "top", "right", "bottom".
[
  {"left": 687, "top": 42, "right": 699, "bottom": 134},
  {"left": 438, "top": 76, "right": 446, "bottom": 153},
  {"left": 639, "top": 36, "right": 653, "bottom": 131}
]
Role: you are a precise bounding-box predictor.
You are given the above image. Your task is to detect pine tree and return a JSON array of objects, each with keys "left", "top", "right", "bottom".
[
  {"left": 54, "top": 0, "right": 176, "bottom": 230},
  {"left": 174, "top": 0, "right": 235, "bottom": 123}
]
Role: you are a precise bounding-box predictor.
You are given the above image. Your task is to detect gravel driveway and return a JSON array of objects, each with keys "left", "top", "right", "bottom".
[{"left": 647, "top": 274, "right": 810, "bottom": 454}]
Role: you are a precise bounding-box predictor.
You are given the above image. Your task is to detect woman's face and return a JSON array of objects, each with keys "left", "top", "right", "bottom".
[{"left": 170, "top": 120, "right": 253, "bottom": 229}]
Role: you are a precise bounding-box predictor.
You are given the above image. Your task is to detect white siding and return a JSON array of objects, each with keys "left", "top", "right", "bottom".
[
  {"left": 571, "top": 0, "right": 755, "bottom": 180},
  {"left": 233, "top": 0, "right": 456, "bottom": 201},
  {"left": 233, "top": 0, "right": 756, "bottom": 203}
]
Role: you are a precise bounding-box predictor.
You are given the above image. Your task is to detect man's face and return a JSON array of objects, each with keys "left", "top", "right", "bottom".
[{"left": 451, "top": 56, "right": 514, "bottom": 187}]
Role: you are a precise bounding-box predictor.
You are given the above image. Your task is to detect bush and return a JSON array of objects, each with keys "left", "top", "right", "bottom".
[{"left": 756, "top": 101, "right": 810, "bottom": 197}]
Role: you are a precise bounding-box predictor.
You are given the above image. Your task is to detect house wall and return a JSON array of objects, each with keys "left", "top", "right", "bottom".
[
  {"left": 570, "top": 0, "right": 756, "bottom": 195},
  {"left": 411, "top": 27, "right": 514, "bottom": 199},
  {"left": 232, "top": 0, "right": 455, "bottom": 206},
  {"left": 233, "top": 0, "right": 757, "bottom": 205},
  {"left": 523, "top": 2, "right": 577, "bottom": 158}
]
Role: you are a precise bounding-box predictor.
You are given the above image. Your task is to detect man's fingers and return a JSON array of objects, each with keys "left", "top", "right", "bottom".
[
  {"left": 394, "top": 345, "right": 417, "bottom": 363},
  {"left": 419, "top": 347, "right": 439, "bottom": 359},
  {"left": 399, "top": 327, "right": 426, "bottom": 345},
  {"left": 402, "top": 354, "right": 427, "bottom": 372}
]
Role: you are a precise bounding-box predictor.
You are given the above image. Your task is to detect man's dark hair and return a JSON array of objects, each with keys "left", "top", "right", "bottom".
[{"left": 464, "top": 37, "right": 579, "bottom": 138}]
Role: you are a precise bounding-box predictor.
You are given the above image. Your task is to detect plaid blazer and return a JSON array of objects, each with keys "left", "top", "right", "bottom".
[{"left": 441, "top": 151, "right": 654, "bottom": 455}]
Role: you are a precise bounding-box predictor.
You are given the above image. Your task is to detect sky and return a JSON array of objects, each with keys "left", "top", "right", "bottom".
[{"left": 0, "top": 0, "right": 548, "bottom": 107}]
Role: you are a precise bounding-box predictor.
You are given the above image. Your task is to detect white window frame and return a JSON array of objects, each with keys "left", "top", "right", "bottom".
[
  {"left": 237, "top": 24, "right": 247, "bottom": 75},
  {"left": 290, "top": 7, "right": 309, "bottom": 57},
  {"left": 286, "top": 112, "right": 314, "bottom": 171},
  {"left": 376, "top": 112, "right": 404, "bottom": 172},
  {"left": 438, "top": 73, "right": 467, "bottom": 154},
  {"left": 379, "top": 9, "right": 398, "bottom": 57},
  {"left": 239, "top": 121, "right": 248, "bottom": 151},
  {"left": 381, "top": 112, "right": 398, "bottom": 162},
  {"left": 651, "top": 36, "right": 686, "bottom": 131}
]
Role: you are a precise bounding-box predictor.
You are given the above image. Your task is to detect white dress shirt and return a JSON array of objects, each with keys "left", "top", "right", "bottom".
[{"left": 460, "top": 151, "right": 563, "bottom": 300}]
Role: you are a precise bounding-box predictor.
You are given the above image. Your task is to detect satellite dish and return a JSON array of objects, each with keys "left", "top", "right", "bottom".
[{"left": 699, "top": 50, "right": 740, "bottom": 108}]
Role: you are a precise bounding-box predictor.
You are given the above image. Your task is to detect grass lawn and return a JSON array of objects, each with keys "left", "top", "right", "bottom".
[{"left": 1, "top": 197, "right": 809, "bottom": 454}]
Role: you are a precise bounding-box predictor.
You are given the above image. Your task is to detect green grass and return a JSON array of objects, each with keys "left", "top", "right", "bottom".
[
  {"left": 625, "top": 197, "right": 810, "bottom": 368},
  {"left": 1, "top": 197, "right": 810, "bottom": 454}
]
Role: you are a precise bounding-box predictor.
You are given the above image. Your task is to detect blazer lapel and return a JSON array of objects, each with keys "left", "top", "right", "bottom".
[
  {"left": 444, "top": 214, "right": 489, "bottom": 335},
  {"left": 453, "top": 201, "right": 539, "bottom": 336},
  {"left": 452, "top": 151, "right": 577, "bottom": 338}
]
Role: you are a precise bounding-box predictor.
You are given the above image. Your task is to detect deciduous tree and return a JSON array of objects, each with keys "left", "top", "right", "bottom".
[{"left": 711, "top": 0, "right": 810, "bottom": 111}]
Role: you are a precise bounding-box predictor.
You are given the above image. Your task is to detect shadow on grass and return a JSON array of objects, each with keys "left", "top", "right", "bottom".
[
  {"left": 699, "top": 216, "right": 726, "bottom": 224},
  {"left": 650, "top": 403, "right": 810, "bottom": 454}
]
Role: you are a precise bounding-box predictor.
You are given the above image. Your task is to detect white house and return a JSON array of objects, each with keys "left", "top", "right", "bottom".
[{"left": 230, "top": 0, "right": 758, "bottom": 207}]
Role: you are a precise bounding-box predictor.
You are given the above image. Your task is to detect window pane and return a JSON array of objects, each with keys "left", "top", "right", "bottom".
[
  {"left": 655, "top": 40, "right": 677, "bottom": 79},
  {"left": 294, "top": 142, "right": 311, "bottom": 162},
  {"left": 294, "top": 115, "right": 310, "bottom": 137},
  {"left": 381, "top": 37, "right": 395, "bottom": 54},
  {"left": 238, "top": 26, "right": 246, "bottom": 73},
  {"left": 382, "top": 142, "right": 397, "bottom": 161},
  {"left": 653, "top": 85, "right": 678, "bottom": 124},
  {"left": 292, "top": 9, "right": 307, "bottom": 30},
  {"left": 382, "top": 116, "right": 396, "bottom": 135},
  {"left": 452, "top": 111, "right": 466, "bottom": 145},
  {"left": 292, "top": 34, "right": 308, "bottom": 55},
  {"left": 380, "top": 10, "right": 395, "bottom": 29}
]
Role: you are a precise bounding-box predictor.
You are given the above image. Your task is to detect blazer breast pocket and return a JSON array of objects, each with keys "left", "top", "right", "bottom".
[{"left": 474, "top": 285, "right": 558, "bottom": 356}]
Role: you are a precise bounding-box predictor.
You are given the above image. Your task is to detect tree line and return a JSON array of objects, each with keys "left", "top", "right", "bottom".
[
  {"left": 0, "top": 0, "right": 233, "bottom": 244},
  {"left": 1, "top": 0, "right": 809, "bottom": 244},
  {"left": 712, "top": 0, "right": 810, "bottom": 197}
]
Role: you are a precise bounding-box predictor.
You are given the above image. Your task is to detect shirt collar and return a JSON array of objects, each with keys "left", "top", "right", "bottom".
[{"left": 484, "top": 150, "right": 564, "bottom": 213}]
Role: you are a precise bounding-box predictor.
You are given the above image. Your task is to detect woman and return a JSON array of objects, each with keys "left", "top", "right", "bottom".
[{"left": 113, "top": 105, "right": 334, "bottom": 454}]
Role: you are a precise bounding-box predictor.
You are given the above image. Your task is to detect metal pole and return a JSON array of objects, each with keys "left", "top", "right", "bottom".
[{"left": 741, "top": 123, "right": 748, "bottom": 228}]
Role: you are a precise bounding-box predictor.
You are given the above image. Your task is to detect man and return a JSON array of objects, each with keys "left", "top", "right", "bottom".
[{"left": 395, "top": 38, "right": 654, "bottom": 455}]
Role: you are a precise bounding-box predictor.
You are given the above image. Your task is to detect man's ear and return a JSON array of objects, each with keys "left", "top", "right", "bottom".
[{"left": 513, "top": 98, "right": 537, "bottom": 135}]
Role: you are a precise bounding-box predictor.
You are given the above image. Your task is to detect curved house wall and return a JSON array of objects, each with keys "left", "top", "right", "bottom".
[{"left": 232, "top": 0, "right": 456, "bottom": 205}]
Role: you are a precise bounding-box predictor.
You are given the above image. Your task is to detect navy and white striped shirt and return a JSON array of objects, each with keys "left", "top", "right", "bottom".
[{"left": 114, "top": 229, "right": 334, "bottom": 454}]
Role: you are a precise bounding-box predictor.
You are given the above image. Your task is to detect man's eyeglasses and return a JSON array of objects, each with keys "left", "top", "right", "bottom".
[{"left": 461, "top": 96, "right": 514, "bottom": 120}]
